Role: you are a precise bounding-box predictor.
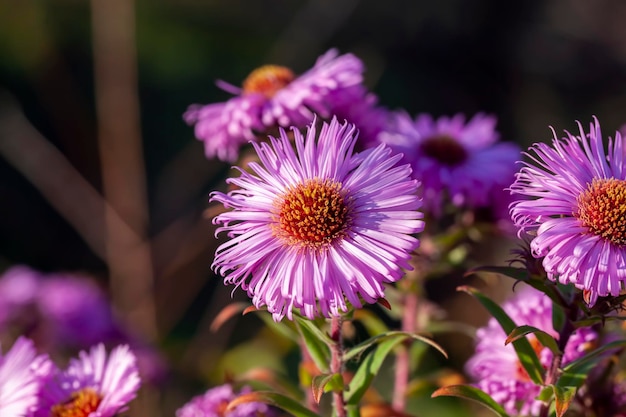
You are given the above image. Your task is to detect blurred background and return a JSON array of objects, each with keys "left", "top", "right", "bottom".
[{"left": 2, "top": 0, "right": 626, "bottom": 416}]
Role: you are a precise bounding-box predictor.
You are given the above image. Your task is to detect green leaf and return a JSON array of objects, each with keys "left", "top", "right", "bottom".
[
  {"left": 552, "top": 303, "right": 566, "bottom": 335},
  {"left": 294, "top": 317, "right": 331, "bottom": 373},
  {"left": 431, "top": 385, "right": 510, "bottom": 417},
  {"left": 458, "top": 286, "right": 544, "bottom": 384},
  {"left": 311, "top": 373, "right": 342, "bottom": 404},
  {"left": 226, "top": 391, "right": 320, "bottom": 417},
  {"left": 552, "top": 385, "right": 576, "bottom": 417},
  {"left": 345, "top": 335, "right": 402, "bottom": 405},
  {"left": 255, "top": 311, "right": 300, "bottom": 343},
  {"left": 563, "top": 339, "right": 626, "bottom": 375},
  {"left": 343, "top": 330, "right": 447, "bottom": 363},
  {"left": 505, "top": 325, "right": 560, "bottom": 356}
]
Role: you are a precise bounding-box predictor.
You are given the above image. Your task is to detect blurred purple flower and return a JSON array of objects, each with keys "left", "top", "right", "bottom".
[
  {"left": 0, "top": 337, "right": 52, "bottom": 416},
  {"left": 376, "top": 112, "right": 520, "bottom": 216},
  {"left": 0, "top": 266, "right": 40, "bottom": 327},
  {"left": 210, "top": 117, "right": 423, "bottom": 321},
  {"left": 465, "top": 286, "right": 597, "bottom": 416},
  {"left": 36, "top": 274, "right": 116, "bottom": 347},
  {"left": 35, "top": 344, "right": 140, "bottom": 417},
  {"left": 176, "top": 384, "right": 276, "bottom": 417},
  {"left": 510, "top": 117, "right": 626, "bottom": 305},
  {"left": 184, "top": 49, "right": 365, "bottom": 162}
]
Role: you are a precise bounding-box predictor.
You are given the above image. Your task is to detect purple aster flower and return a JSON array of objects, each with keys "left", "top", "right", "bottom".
[
  {"left": 510, "top": 117, "right": 626, "bottom": 305},
  {"left": 184, "top": 49, "right": 364, "bottom": 162},
  {"left": 35, "top": 344, "right": 140, "bottom": 417},
  {"left": 465, "top": 286, "right": 597, "bottom": 416},
  {"left": 0, "top": 266, "right": 41, "bottom": 328},
  {"left": 36, "top": 274, "right": 116, "bottom": 347},
  {"left": 376, "top": 112, "right": 520, "bottom": 216},
  {"left": 0, "top": 337, "right": 52, "bottom": 417},
  {"left": 210, "top": 117, "right": 424, "bottom": 321},
  {"left": 176, "top": 384, "right": 276, "bottom": 417}
]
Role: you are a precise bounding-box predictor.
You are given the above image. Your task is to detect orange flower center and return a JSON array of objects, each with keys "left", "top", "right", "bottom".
[
  {"left": 242, "top": 65, "right": 295, "bottom": 98},
  {"left": 420, "top": 135, "right": 468, "bottom": 166},
  {"left": 274, "top": 178, "right": 350, "bottom": 248},
  {"left": 575, "top": 178, "right": 626, "bottom": 245},
  {"left": 51, "top": 388, "right": 102, "bottom": 417}
]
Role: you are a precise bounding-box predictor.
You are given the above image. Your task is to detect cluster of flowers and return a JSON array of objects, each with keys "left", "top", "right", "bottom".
[
  {"left": 0, "top": 337, "right": 140, "bottom": 416},
  {"left": 186, "top": 48, "right": 626, "bottom": 415},
  {"left": 0, "top": 266, "right": 166, "bottom": 384}
]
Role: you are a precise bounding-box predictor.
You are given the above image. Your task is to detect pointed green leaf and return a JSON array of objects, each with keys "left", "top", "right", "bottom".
[
  {"left": 431, "top": 385, "right": 510, "bottom": 417},
  {"left": 458, "top": 286, "right": 544, "bottom": 384},
  {"left": 552, "top": 303, "right": 566, "bottom": 335},
  {"left": 343, "top": 330, "right": 447, "bottom": 363},
  {"left": 505, "top": 325, "right": 560, "bottom": 355},
  {"left": 552, "top": 385, "right": 576, "bottom": 417},
  {"left": 345, "top": 334, "right": 403, "bottom": 405},
  {"left": 311, "top": 373, "right": 342, "bottom": 404},
  {"left": 226, "top": 391, "right": 320, "bottom": 417},
  {"left": 563, "top": 339, "right": 626, "bottom": 375},
  {"left": 294, "top": 317, "right": 331, "bottom": 373}
]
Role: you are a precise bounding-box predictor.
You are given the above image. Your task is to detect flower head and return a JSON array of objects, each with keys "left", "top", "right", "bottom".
[
  {"left": 185, "top": 49, "right": 365, "bottom": 162},
  {"left": 510, "top": 117, "right": 626, "bottom": 305},
  {"left": 36, "top": 344, "right": 140, "bottom": 417},
  {"left": 210, "top": 117, "right": 424, "bottom": 321},
  {"left": 465, "top": 286, "right": 597, "bottom": 416},
  {"left": 376, "top": 112, "right": 520, "bottom": 216},
  {"left": 0, "top": 337, "right": 52, "bottom": 416},
  {"left": 176, "top": 384, "right": 276, "bottom": 417}
]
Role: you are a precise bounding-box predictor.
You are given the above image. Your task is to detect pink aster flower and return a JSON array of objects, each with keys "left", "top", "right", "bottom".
[
  {"left": 176, "top": 384, "right": 277, "bottom": 417},
  {"left": 210, "top": 117, "right": 424, "bottom": 321},
  {"left": 376, "top": 112, "right": 520, "bottom": 216},
  {"left": 35, "top": 344, "right": 140, "bottom": 417},
  {"left": 510, "top": 117, "right": 626, "bottom": 305},
  {"left": 184, "top": 49, "right": 364, "bottom": 162},
  {"left": 465, "top": 286, "right": 597, "bottom": 416},
  {"left": 0, "top": 337, "right": 52, "bottom": 417}
]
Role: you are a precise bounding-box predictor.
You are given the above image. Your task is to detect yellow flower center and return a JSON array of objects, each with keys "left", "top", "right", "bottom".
[
  {"left": 51, "top": 388, "right": 102, "bottom": 417},
  {"left": 242, "top": 65, "right": 295, "bottom": 98},
  {"left": 420, "top": 135, "right": 468, "bottom": 166},
  {"left": 274, "top": 178, "right": 350, "bottom": 248},
  {"left": 575, "top": 178, "right": 626, "bottom": 245}
]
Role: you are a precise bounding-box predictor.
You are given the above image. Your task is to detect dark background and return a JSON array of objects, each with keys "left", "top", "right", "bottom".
[{"left": 1, "top": 1, "right": 626, "bottom": 415}]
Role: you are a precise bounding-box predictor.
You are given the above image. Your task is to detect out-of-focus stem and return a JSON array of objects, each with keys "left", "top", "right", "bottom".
[
  {"left": 392, "top": 287, "right": 418, "bottom": 411},
  {"left": 90, "top": 0, "right": 157, "bottom": 342},
  {"left": 539, "top": 305, "right": 577, "bottom": 417},
  {"left": 330, "top": 316, "right": 347, "bottom": 417}
]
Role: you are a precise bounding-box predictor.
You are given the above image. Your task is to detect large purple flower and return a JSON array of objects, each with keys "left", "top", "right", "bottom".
[
  {"left": 376, "top": 112, "right": 520, "bottom": 216},
  {"left": 510, "top": 118, "right": 626, "bottom": 305},
  {"left": 210, "top": 117, "right": 424, "bottom": 321},
  {"left": 35, "top": 344, "right": 141, "bottom": 417},
  {"left": 176, "top": 384, "right": 276, "bottom": 417},
  {"left": 185, "top": 49, "right": 364, "bottom": 162},
  {"left": 465, "top": 286, "right": 597, "bottom": 416},
  {"left": 0, "top": 337, "right": 51, "bottom": 417}
]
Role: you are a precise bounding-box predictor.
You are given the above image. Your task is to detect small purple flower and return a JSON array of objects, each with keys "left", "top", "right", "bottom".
[
  {"left": 510, "top": 117, "right": 626, "bottom": 305},
  {"left": 210, "top": 117, "right": 424, "bottom": 321},
  {"left": 376, "top": 112, "right": 520, "bottom": 216},
  {"left": 184, "top": 49, "right": 365, "bottom": 162},
  {"left": 0, "top": 266, "right": 40, "bottom": 327},
  {"left": 176, "top": 384, "right": 275, "bottom": 417},
  {"left": 465, "top": 286, "right": 597, "bottom": 416},
  {"left": 35, "top": 344, "right": 141, "bottom": 417},
  {"left": 0, "top": 337, "right": 52, "bottom": 416}
]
